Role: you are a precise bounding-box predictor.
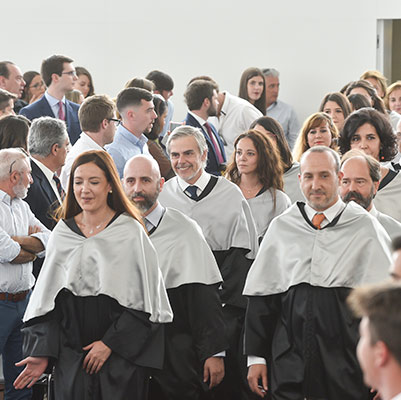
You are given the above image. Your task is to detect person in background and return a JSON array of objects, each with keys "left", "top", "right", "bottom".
[
  {"left": 238, "top": 67, "right": 266, "bottom": 114},
  {"left": 250, "top": 116, "right": 304, "bottom": 203},
  {"left": 385, "top": 81, "right": 401, "bottom": 116},
  {"left": 125, "top": 77, "right": 154, "bottom": 92},
  {"left": 144, "top": 96, "right": 174, "bottom": 180},
  {"left": 74, "top": 66, "right": 95, "bottom": 98},
  {"left": 225, "top": 129, "right": 290, "bottom": 241},
  {"left": 319, "top": 92, "right": 351, "bottom": 131},
  {"left": 390, "top": 236, "right": 401, "bottom": 281},
  {"left": 348, "top": 93, "right": 372, "bottom": 112},
  {"left": 293, "top": 112, "right": 339, "bottom": 162},
  {"left": 21, "top": 71, "right": 45, "bottom": 105},
  {"left": 339, "top": 107, "right": 400, "bottom": 222},
  {"left": 0, "top": 89, "right": 16, "bottom": 118},
  {"left": 263, "top": 68, "right": 300, "bottom": 149},
  {"left": 0, "top": 115, "right": 30, "bottom": 151},
  {"left": 360, "top": 70, "right": 388, "bottom": 99},
  {"left": 65, "top": 89, "right": 85, "bottom": 104},
  {"left": 0, "top": 61, "right": 26, "bottom": 113}
]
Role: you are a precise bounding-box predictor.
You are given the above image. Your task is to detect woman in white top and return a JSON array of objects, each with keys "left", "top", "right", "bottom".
[{"left": 225, "top": 129, "right": 290, "bottom": 241}]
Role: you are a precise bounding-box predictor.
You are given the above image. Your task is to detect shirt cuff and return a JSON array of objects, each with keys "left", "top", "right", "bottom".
[
  {"left": 0, "top": 241, "right": 21, "bottom": 263},
  {"left": 247, "top": 356, "right": 266, "bottom": 367},
  {"left": 212, "top": 351, "right": 226, "bottom": 358}
]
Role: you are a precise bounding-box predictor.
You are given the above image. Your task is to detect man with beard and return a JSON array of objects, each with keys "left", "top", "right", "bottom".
[
  {"left": 106, "top": 87, "right": 157, "bottom": 177},
  {"left": 340, "top": 150, "right": 401, "bottom": 240},
  {"left": 184, "top": 80, "right": 226, "bottom": 176},
  {"left": 244, "top": 146, "right": 392, "bottom": 400},
  {"left": 122, "top": 155, "right": 228, "bottom": 399},
  {"left": 0, "top": 148, "right": 50, "bottom": 399}
]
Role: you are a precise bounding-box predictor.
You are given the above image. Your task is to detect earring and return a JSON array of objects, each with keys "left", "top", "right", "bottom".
[{"left": 109, "top": 189, "right": 113, "bottom": 194}]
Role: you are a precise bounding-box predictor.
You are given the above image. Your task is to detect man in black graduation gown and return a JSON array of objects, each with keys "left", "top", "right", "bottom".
[
  {"left": 123, "top": 155, "right": 228, "bottom": 400},
  {"left": 244, "top": 146, "right": 392, "bottom": 399},
  {"left": 158, "top": 126, "right": 258, "bottom": 400}
]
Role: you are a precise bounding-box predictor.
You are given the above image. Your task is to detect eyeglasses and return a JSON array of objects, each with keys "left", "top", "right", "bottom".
[
  {"left": 108, "top": 118, "right": 121, "bottom": 126},
  {"left": 61, "top": 70, "right": 77, "bottom": 77},
  {"left": 9, "top": 148, "right": 29, "bottom": 174}
]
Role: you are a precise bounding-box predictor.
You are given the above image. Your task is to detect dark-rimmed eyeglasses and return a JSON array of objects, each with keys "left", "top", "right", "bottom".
[
  {"left": 29, "top": 81, "right": 45, "bottom": 89},
  {"left": 61, "top": 70, "right": 77, "bottom": 77},
  {"left": 108, "top": 118, "right": 121, "bottom": 127}
]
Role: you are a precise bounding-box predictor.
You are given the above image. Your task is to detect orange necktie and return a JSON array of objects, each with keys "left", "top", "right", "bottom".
[{"left": 312, "top": 213, "right": 325, "bottom": 230}]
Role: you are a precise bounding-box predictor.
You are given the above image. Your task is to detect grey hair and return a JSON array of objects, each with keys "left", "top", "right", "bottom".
[
  {"left": 0, "top": 147, "right": 28, "bottom": 180},
  {"left": 166, "top": 125, "right": 208, "bottom": 156},
  {"left": 262, "top": 68, "right": 280, "bottom": 78},
  {"left": 29, "top": 117, "right": 68, "bottom": 157},
  {"left": 340, "top": 149, "right": 381, "bottom": 183},
  {"left": 300, "top": 146, "right": 341, "bottom": 173}
]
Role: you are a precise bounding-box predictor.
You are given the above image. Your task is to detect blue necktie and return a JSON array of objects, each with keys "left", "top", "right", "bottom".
[{"left": 186, "top": 185, "right": 199, "bottom": 200}]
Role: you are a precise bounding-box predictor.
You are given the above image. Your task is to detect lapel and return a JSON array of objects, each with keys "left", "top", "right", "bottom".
[
  {"left": 39, "top": 96, "right": 56, "bottom": 118},
  {"left": 31, "top": 161, "right": 59, "bottom": 205},
  {"left": 186, "top": 113, "right": 215, "bottom": 147}
]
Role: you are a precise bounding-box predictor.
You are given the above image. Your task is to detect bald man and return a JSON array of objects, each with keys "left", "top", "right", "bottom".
[
  {"left": 122, "top": 155, "right": 228, "bottom": 400},
  {"left": 340, "top": 150, "right": 401, "bottom": 240}
]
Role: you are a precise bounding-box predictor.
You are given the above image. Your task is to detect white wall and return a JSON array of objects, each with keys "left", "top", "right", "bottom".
[{"left": 3, "top": 0, "right": 401, "bottom": 124}]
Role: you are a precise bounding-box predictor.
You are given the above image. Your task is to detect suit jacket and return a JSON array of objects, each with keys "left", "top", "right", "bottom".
[
  {"left": 24, "top": 160, "right": 61, "bottom": 278},
  {"left": 184, "top": 113, "right": 226, "bottom": 176},
  {"left": 19, "top": 95, "right": 81, "bottom": 144}
]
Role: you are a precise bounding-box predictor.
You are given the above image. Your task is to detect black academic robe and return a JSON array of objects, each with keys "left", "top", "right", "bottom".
[
  {"left": 245, "top": 284, "right": 369, "bottom": 400},
  {"left": 150, "top": 283, "right": 227, "bottom": 400}
]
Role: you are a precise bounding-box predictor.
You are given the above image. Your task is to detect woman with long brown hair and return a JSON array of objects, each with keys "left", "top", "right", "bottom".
[
  {"left": 226, "top": 129, "right": 290, "bottom": 240},
  {"left": 15, "top": 150, "right": 172, "bottom": 399}
]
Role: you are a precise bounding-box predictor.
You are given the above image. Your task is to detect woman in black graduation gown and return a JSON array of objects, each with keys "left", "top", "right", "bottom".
[{"left": 14, "top": 150, "right": 172, "bottom": 399}]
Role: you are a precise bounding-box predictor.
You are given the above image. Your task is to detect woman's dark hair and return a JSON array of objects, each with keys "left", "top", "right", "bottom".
[
  {"left": 0, "top": 115, "right": 31, "bottom": 151},
  {"left": 345, "top": 80, "right": 387, "bottom": 115},
  {"left": 21, "top": 71, "right": 41, "bottom": 103},
  {"left": 59, "top": 150, "right": 143, "bottom": 225},
  {"left": 319, "top": 92, "right": 352, "bottom": 119},
  {"left": 347, "top": 93, "right": 372, "bottom": 111},
  {"left": 339, "top": 108, "right": 397, "bottom": 161},
  {"left": 238, "top": 67, "right": 266, "bottom": 114},
  {"left": 250, "top": 116, "right": 293, "bottom": 171},
  {"left": 145, "top": 96, "right": 167, "bottom": 140},
  {"left": 75, "top": 66, "right": 95, "bottom": 97},
  {"left": 225, "top": 129, "right": 284, "bottom": 192}
]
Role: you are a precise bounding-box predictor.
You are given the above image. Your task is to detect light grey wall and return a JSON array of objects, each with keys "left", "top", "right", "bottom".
[{"left": 3, "top": 0, "right": 401, "bottom": 125}]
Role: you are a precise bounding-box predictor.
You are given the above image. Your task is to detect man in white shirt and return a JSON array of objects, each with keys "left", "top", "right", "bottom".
[
  {"left": 263, "top": 68, "right": 300, "bottom": 149},
  {"left": 348, "top": 282, "right": 401, "bottom": 400},
  {"left": 244, "top": 146, "right": 391, "bottom": 399},
  {"left": 106, "top": 87, "right": 157, "bottom": 177},
  {"left": 0, "top": 148, "right": 50, "bottom": 399},
  {"left": 339, "top": 150, "right": 401, "bottom": 240},
  {"left": 61, "top": 94, "right": 117, "bottom": 189}
]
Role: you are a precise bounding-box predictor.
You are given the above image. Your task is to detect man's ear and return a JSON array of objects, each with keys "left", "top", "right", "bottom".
[
  {"left": 51, "top": 143, "right": 59, "bottom": 156},
  {"left": 159, "top": 177, "right": 165, "bottom": 193},
  {"left": 374, "top": 340, "right": 391, "bottom": 368}
]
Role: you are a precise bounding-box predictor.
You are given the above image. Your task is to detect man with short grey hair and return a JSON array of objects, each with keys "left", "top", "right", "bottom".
[
  {"left": 159, "top": 125, "right": 258, "bottom": 399},
  {"left": 0, "top": 148, "right": 50, "bottom": 400},
  {"left": 244, "top": 146, "right": 392, "bottom": 399},
  {"left": 24, "top": 116, "right": 69, "bottom": 276},
  {"left": 263, "top": 68, "right": 300, "bottom": 149}
]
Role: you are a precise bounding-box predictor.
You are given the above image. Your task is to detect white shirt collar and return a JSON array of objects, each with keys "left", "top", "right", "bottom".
[
  {"left": 45, "top": 91, "right": 65, "bottom": 107},
  {"left": 304, "top": 197, "right": 345, "bottom": 223},
  {"left": 188, "top": 110, "right": 207, "bottom": 126},
  {"left": 177, "top": 169, "right": 211, "bottom": 193},
  {"left": 144, "top": 202, "right": 165, "bottom": 230},
  {"left": 391, "top": 393, "right": 401, "bottom": 400},
  {"left": 369, "top": 204, "right": 379, "bottom": 218},
  {"left": 31, "top": 157, "right": 55, "bottom": 183},
  {"left": 80, "top": 132, "right": 104, "bottom": 150}
]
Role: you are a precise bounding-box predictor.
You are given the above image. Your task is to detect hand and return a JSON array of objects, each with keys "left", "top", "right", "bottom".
[
  {"left": 248, "top": 364, "right": 268, "bottom": 398},
  {"left": 28, "top": 225, "right": 41, "bottom": 235},
  {"left": 29, "top": 92, "right": 44, "bottom": 104},
  {"left": 14, "top": 356, "right": 48, "bottom": 389},
  {"left": 82, "top": 341, "right": 111, "bottom": 374},
  {"left": 203, "top": 356, "right": 224, "bottom": 389}
]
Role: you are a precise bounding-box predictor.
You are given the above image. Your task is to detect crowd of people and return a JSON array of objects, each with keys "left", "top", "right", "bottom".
[{"left": 1, "top": 55, "right": 401, "bottom": 400}]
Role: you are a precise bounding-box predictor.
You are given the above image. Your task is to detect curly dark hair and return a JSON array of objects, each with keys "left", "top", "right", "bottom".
[{"left": 339, "top": 107, "right": 397, "bottom": 161}]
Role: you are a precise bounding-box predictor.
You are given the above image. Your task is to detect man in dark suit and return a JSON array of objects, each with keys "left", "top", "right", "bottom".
[
  {"left": 20, "top": 55, "right": 81, "bottom": 144},
  {"left": 184, "top": 79, "right": 226, "bottom": 176},
  {"left": 24, "top": 116, "right": 69, "bottom": 278}
]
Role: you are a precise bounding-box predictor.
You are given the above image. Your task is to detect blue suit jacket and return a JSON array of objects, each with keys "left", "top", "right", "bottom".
[
  {"left": 184, "top": 113, "right": 226, "bottom": 176},
  {"left": 19, "top": 96, "right": 81, "bottom": 144}
]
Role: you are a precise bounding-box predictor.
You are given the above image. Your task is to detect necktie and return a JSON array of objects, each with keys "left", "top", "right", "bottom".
[
  {"left": 204, "top": 122, "right": 224, "bottom": 164},
  {"left": 53, "top": 174, "right": 66, "bottom": 201},
  {"left": 312, "top": 213, "right": 325, "bottom": 230},
  {"left": 58, "top": 100, "right": 65, "bottom": 121},
  {"left": 185, "top": 185, "right": 199, "bottom": 200}
]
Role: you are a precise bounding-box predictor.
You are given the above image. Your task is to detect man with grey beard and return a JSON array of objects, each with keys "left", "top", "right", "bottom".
[
  {"left": 0, "top": 148, "right": 50, "bottom": 400},
  {"left": 340, "top": 150, "right": 401, "bottom": 240}
]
